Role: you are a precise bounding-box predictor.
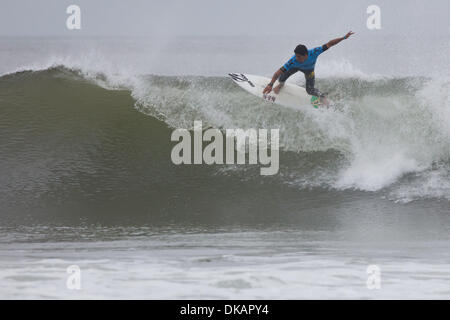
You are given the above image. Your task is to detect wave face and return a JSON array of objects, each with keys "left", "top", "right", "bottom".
[
  {"left": 133, "top": 72, "right": 450, "bottom": 201},
  {"left": 1, "top": 63, "right": 450, "bottom": 213}
]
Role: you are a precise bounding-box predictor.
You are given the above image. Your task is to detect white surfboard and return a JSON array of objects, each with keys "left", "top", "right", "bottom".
[{"left": 229, "top": 73, "right": 314, "bottom": 110}]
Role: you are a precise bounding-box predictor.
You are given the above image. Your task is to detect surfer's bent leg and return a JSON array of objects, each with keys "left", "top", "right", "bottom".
[{"left": 304, "top": 70, "right": 325, "bottom": 97}]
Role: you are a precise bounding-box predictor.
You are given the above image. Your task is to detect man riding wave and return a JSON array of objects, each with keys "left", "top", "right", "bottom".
[{"left": 263, "top": 31, "right": 354, "bottom": 106}]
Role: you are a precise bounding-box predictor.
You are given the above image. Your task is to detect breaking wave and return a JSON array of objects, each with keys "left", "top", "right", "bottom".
[{"left": 1, "top": 61, "right": 449, "bottom": 203}]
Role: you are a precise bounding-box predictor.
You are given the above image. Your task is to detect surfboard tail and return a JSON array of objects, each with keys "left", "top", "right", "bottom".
[{"left": 228, "top": 73, "right": 255, "bottom": 87}]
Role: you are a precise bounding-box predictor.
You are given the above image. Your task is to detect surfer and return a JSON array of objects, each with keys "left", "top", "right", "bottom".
[{"left": 263, "top": 31, "right": 354, "bottom": 106}]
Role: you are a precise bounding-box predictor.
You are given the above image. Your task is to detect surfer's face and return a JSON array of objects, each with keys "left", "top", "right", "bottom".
[{"left": 295, "top": 54, "right": 308, "bottom": 63}]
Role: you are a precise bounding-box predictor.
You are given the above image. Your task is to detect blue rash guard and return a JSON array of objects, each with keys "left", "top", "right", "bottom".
[
  {"left": 281, "top": 44, "right": 328, "bottom": 73},
  {"left": 278, "top": 44, "right": 328, "bottom": 97}
]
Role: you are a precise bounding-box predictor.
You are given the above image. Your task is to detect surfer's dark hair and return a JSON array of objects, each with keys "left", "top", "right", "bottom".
[{"left": 294, "top": 44, "right": 308, "bottom": 55}]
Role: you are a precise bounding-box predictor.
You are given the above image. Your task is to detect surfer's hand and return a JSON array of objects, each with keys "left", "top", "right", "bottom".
[
  {"left": 263, "top": 84, "right": 273, "bottom": 94},
  {"left": 344, "top": 31, "right": 354, "bottom": 39}
]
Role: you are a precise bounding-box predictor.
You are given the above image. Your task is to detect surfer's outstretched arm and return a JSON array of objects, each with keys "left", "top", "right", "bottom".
[
  {"left": 326, "top": 31, "right": 354, "bottom": 48},
  {"left": 263, "top": 69, "right": 283, "bottom": 94}
]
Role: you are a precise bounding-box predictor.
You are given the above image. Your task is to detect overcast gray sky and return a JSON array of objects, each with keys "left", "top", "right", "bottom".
[{"left": 0, "top": 0, "right": 449, "bottom": 37}]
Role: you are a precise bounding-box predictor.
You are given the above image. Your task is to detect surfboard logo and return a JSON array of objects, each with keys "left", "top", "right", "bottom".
[{"left": 228, "top": 73, "right": 255, "bottom": 87}]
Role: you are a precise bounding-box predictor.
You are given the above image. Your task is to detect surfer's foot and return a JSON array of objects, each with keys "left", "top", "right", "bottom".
[
  {"left": 273, "top": 83, "right": 283, "bottom": 94},
  {"left": 321, "top": 96, "right": 330, "bottom": 107}
]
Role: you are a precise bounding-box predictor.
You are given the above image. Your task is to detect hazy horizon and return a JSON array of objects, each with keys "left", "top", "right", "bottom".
[{"left": 1, "top": 0, "right": 449, "bottom": 37}]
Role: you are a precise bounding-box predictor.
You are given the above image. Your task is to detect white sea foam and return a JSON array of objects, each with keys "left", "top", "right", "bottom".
[{"left": 1, "top": 231, "right": 450, "bottom": 299}]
